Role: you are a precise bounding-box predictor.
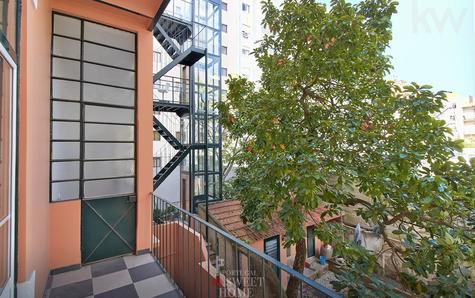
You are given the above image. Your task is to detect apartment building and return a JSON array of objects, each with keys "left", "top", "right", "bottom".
[
  {"left": 220, "top": 0, "right": 265, "bottom": 85},
  {"left": 442, "top": 93, "right": 475, "bottom": 160}
]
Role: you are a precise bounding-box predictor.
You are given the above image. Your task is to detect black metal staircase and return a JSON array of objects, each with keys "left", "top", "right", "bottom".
[
  {"left": 159, "top": 15, "right": 192, "bottom": 45},
  {"left": 153, "top": 25, "right": 181, "bottom": 59},
  {"left": 153, "top": 47, "right": 205, "bottom": 81},
  {"left": 153, "top": 101, "right": 189, "bottom": 117},
  {"left": 153, "top": 116, "right": 182, "bottom": 150},
  {"left": 152, "top": 2, "right": 205, "bottom": 191},
  {"left": 153, "top": 146, "right": 191, "bottom": 190}
]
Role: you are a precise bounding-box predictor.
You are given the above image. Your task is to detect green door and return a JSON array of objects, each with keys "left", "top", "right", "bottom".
[{"left": 81, "top": 196, "right": 136, "bottom": 263}]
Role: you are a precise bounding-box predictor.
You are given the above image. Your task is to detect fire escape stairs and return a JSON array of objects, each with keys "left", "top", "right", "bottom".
[
  {"left": 153, "top": 10, "right": 205, "bottom": 191},
  {"left": 159, "top": 15, "right": 192, "bottom": 45},
  {"left": 153, "top": 24, "right": 181, "bottom": 60},
  {"left": 153, "top": 101, "right": 190, "bottom": 118},
  {"left": 153, "top": 146, "right": 191, "bottom": 191},
  {"left": 153, "top": 14, "right": 204, "bottom": 82},
  {"left": 153, "top": 46, "right": 205, "bottom": 82},
  {"left": 153, "top": 116, "right": 191, "bottom": 190},
  {"left": 153, "top": 116, "right": 182, "bottom": 150}
]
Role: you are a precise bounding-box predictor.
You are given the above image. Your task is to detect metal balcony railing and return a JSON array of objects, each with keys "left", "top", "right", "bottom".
[
  {"left": 152, "top": 196, "right": 341, "bottom": 298},
  {"left": 153, "top": 75, "right": 190, "bottom": 105}
]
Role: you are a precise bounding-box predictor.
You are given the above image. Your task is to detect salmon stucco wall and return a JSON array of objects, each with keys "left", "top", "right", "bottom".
[
  {"left": 18, "top": 0, "right": 155, "bottom": 296},
  {"left": 99, "top": 0, "right": 163, "bottom": 18},
  {"left": 17, "top": 1, "right": 53, "bottom": 298},
  {"left": 48, "top": 201, "right": 81, "bottom": 270}
]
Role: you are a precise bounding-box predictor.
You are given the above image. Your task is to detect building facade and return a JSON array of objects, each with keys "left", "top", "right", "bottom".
[
  {"left": 13, "top": 1, "right": 162, "bottom": 296},
  {"left": 220, "top": 0, "right": 265, "bottom": 85},
  {"left": 438, "top": 93, "right": 475, "bottom": 161}
]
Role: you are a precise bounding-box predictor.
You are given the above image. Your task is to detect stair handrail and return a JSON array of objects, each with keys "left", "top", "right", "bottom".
[{"left": 153, "top": 75, "right": 190, "bottom": 105}]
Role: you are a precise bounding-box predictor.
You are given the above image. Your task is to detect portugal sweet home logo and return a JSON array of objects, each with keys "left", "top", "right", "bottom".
[{"left": 212, "top": 258, "right": 265, "bottom": 297}]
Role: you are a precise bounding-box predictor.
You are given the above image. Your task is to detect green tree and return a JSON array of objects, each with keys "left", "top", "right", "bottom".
[{"left": 218, "top": 0, "right": 475, "bottom": 297}]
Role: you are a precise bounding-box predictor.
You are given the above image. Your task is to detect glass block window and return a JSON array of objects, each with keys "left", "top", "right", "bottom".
[{"left": 50, "top": 13, "right": 136, "bottom": 202}]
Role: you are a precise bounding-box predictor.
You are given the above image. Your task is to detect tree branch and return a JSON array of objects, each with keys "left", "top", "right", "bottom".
[{"left": 384, "top": 211, "right": 411, "bottom": 226}]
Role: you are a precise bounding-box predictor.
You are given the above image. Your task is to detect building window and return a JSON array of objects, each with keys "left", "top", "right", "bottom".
[
  {"left": 222, "top": 67, "right": 228, "bottom": 77},
  {"left": 0, "top": 0, "right": 17, "bottom": 49},
  {"left": 222, "top": 46, "right": 228, "bottom": 55},
  {"left": 0, "top": 47, "right": 16, "bottom": 296},
  {"left": 222, "top": 24, "right": 228, "bottom": 33},
  {"left": 153, "top": 157, "right": 161, "bottom": 169},
  {"left": 264, "top": 236, "right": 280, "bottom": 276},
  {"left": 242, "top": 31, "right": 249, "bottom": 39},
  {"left": 153, "top": 51, "right": 162, "bottom": 73},
  {"left": 307, "top": 226, "right": 316, "bottom": 257},
  {"left": 242, "top": 49, "right": 250, "bottom": 55},
  {"left": 50, "top": 13, "right": 136, "bottom": 201},
  {"left": 153, "top": 131, "right": 161, "bottom": 141},
  {"left": 242, "top": 3, "right": 250, "bottom": 12},
  {"left": 222, "top": 2, "right": 227, "bottom": 11}
]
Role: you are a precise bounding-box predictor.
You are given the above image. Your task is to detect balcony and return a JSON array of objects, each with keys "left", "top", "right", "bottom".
[
  {"left": 151, "top": 196, "right": 340, "bottom": 298},
  {"left": 154, "top": 75, "right": 190, "bottom": 105}
]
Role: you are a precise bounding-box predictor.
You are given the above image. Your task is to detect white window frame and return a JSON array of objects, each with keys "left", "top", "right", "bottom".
[{"left": 0, "top": 41, "right": 18, "bottom": 298}]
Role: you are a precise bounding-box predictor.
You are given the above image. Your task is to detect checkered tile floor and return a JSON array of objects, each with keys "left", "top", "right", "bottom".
[{"left": 44, "top": 254, "right": 182, "bottom": 298}]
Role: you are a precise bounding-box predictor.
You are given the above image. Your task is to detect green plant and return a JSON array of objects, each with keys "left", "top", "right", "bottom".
[
  {"left": 218, "top": 0, "right": 475, "bottom": 297},
  {"left": 153, "top": 206, "right": 177, "bottom": 224}
]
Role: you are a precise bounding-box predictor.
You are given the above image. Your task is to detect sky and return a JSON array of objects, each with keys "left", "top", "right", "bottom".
[
  {"left": 273, "top": 0, "right": 475, "bottom": 96},
  {"left": 388, "top": 0, "right": 475, "bottom": 96}
]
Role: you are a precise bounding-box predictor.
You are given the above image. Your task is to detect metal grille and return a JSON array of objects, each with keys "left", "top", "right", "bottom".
[{"left": 50, "top": 13, "right": 137, "bottom": 202}]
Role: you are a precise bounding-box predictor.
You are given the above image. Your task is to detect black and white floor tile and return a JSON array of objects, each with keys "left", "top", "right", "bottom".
[{"left": 44, "top": 254, "right": 182, "bottom": 298}]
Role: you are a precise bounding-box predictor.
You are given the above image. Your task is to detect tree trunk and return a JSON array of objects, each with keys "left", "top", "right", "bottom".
[{"left": 286, "top": 238, "right": 307, "bottom": 298}]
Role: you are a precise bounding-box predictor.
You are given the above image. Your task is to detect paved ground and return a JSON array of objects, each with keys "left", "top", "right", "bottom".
[{"left": 44, "top": 253, "right": 182, "bottom": 298}]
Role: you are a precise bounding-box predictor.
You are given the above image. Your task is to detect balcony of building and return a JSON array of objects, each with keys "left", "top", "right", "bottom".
[
  {"left": 40, "top": 195, "right": 340, "bottom": 298},
  {"left": 151, "top": 196, "right": 341, "bottom": 298}
]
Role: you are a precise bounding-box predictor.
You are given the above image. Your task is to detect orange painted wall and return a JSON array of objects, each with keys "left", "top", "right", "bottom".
[
  {"left": 17, "top": 1, "right": 53, "bottom": 298},
  {"left": 49, "top": 201, "right": 81, "bottom": 269},
  {"left": 17, "top": 0, "right": 157, "bottom": 296},
  {"left": 101, "top": 0, "right": 163, "bottom": 18}
]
